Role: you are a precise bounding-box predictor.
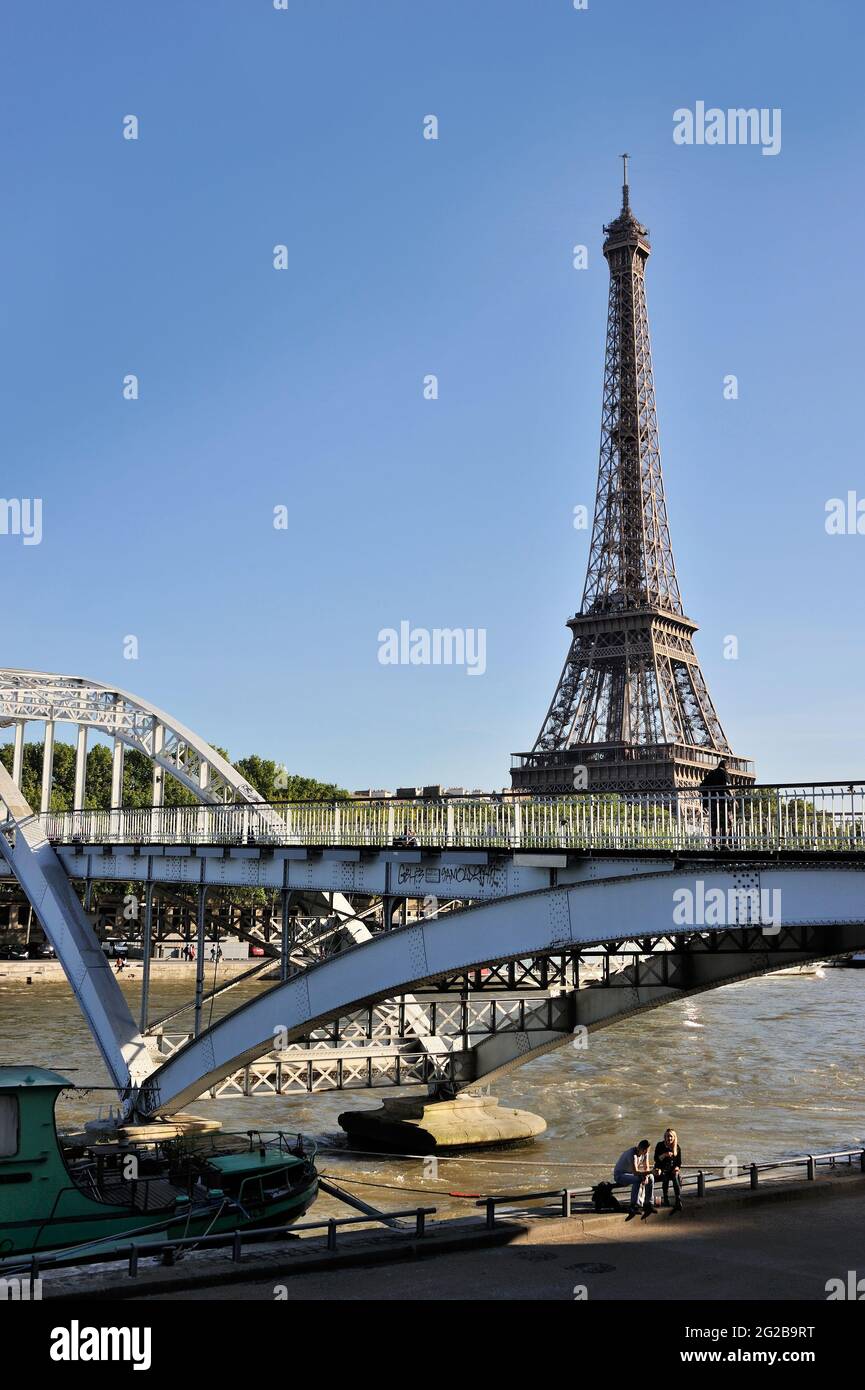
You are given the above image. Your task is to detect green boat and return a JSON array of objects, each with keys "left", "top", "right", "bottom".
[{"left": 0, "top": 1067, "right": 319, "bottom": 1261}]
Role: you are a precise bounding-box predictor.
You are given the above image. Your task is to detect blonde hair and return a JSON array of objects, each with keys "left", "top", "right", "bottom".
[{"left": 665, "top": 1128, "right": 679, "bottom": 1156}]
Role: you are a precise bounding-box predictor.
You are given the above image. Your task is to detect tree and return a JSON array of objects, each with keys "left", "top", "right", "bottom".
[
  {"left": 233, "top": 755, "right": 348, "bottom": 803},
  {"left": 1, "top": 738, "right": 347, "bottom": 809}
]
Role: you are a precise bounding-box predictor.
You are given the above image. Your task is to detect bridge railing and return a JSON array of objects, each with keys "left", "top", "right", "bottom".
[{"left": 39, "top": 782, "right": 865, "bottom": 853}]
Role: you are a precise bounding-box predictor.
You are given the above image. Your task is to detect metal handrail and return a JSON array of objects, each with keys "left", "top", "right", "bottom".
[
  {"left": 475, "top": 1147, "right": 865, "bottom": 1225},
  {"left": 42, "top": 778, "right": 865, "bottom": 810},
  {"left": 38, "top": 781, "right": 865, "bottom": 855},
  {"left": 10, "top": 1205, "right": 437, "bottom": 1281}
]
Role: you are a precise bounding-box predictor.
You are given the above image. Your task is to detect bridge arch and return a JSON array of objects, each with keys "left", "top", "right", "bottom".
[
  {"left": 0, "top": 668, "right": 266, "bottom": 810},
  {"left": 143, "top": 863, "right": 865, "bottom": 1114},
  {"left": 0, "top": 669, "right": 438, "bottom": 1095}
]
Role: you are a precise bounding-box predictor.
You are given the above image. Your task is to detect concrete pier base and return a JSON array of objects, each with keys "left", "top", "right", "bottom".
[
  {"left": 76, "top": 1112, "right": 223, "bottom": 1144},
  {"left": 338, "top": 1094, "right": 546, "bottom": 1154}
]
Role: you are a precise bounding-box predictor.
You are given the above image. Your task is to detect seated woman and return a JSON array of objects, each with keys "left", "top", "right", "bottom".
[{"left": 654, "top": 1128, "right": 683, "bottom": 1210}]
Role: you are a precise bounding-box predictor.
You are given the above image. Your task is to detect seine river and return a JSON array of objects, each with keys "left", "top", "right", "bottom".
[{"left": 1, "top": 970, "right": 863, "bottom": 1220}]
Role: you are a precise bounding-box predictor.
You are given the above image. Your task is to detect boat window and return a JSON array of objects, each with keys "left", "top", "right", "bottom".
[{"left": 0, "top": 1095, "right": 19, "bottom": 1156}]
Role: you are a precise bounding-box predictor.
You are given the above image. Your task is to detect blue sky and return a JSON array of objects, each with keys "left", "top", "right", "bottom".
[{"left": 1, "top": 0, "right": 862, "bottom": 790}]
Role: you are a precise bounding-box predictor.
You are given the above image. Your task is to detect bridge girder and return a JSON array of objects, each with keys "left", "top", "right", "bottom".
[
  {"left": 149, "top": 924, "right": 846, "bottom": 1098},
  {"left": 456, "top": 922, "right": 851, "bottom": 1088},
  {"left": 27, "top": 845, "right": 672, "bottom": 901},
  {"left": 141, "top": 865, "right": 865, "bottom": 1114}
]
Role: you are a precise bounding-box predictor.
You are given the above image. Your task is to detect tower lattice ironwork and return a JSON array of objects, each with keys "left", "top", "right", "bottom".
[{"left": 512, "top": 160, "right": 754, "bottom": 794}]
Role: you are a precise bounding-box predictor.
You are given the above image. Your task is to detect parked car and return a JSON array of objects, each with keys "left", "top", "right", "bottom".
[
  {"left": 0, "top": 944, "right": 25, "bottom": 960},
  {"left": 101, "top": 940, "right": 129, "bottom": 959}
]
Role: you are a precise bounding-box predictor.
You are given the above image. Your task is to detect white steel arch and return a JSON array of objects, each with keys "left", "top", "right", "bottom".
[{"left": 0, "top": 668, "right": 264, "bottom": 808}]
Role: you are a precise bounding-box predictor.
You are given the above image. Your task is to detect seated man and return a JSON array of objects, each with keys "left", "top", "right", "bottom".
[{"left": 613, "top": 1138, "right": 656, "bottom": 1219}]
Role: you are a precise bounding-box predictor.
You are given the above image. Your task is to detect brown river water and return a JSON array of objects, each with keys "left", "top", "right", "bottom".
[{"left": 1, "top": 970, "right": 863, "bottom": 1221}]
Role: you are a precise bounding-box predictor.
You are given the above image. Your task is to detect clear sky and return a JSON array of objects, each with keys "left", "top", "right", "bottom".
[{"left": 1, "top": 0, "right": 862, "bottom": 791}]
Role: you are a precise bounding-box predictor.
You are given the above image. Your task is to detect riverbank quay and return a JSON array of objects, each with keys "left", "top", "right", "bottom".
[
  {"left": 31, "top": 1214, "right": 522, "bottom": 1302},
  {"left": 27, "top": 1162, "right": 865, "bottom": 1303},
  {"left": 0, "top": 959, "right": 256, "bottom": 983}
]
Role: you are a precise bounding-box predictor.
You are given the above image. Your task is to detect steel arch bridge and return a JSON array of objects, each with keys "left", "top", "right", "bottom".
[
  {"left": 0, "top": 667, "right": 453, "bottom": 1095},
  {"left": 0, "top": 668, "right": 863, "bottom": 1120},
  {"left": 140, "top": 865, "right": 865, "bottom": 1114}
]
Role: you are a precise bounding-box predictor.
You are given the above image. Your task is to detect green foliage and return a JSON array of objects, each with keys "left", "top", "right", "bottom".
[
  {"left": 0, "top": 739, "right": 347, "bottom": 811},
  {"left": 233, "top": 755, "right": 349, "bottom": 803}
]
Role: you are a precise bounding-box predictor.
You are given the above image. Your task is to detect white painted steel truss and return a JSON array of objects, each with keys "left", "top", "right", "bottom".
[
  {"left": 142, "top": 863, "right": 865, "bottom": 1113},
  {"left": 0, "top": 668, "right": 267, "bottom": 808},
  {"left": 150, "top": 991, "right": 573, "bottom": 1096}
]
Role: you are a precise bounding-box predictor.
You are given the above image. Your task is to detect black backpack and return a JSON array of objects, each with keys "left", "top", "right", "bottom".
[{"left": 592, "top": 1181, "right": 622, "bottom": 1212}]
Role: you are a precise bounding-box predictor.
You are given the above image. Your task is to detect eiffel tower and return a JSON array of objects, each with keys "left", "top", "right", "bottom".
[{"left": 511, "top": 159, "right": 754, "bottom": 794}]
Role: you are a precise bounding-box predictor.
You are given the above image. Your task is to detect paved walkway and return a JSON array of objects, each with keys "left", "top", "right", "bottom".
[{"left": 135, "top": 1173, "right": 865, "bottom": 1302}]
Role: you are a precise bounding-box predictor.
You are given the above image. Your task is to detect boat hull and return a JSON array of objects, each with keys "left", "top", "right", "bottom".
[
  {"left": 0, "top": 1176, "right": 319, "bottom": 1260},
  {"left": 0, "top": 1065, "right": 320, "bottom": 1262}
]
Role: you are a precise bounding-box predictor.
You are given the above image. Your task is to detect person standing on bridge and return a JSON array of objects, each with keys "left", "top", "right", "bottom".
[
  {"left": 614, "top": 1138, "right": 656, "bottom": 1219},
  {"left": 701, "top": 758, "right": 731, "bottom": 847},
  {"left": 654, "top": 1128, "right": 683, "bottom": 1211}
]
